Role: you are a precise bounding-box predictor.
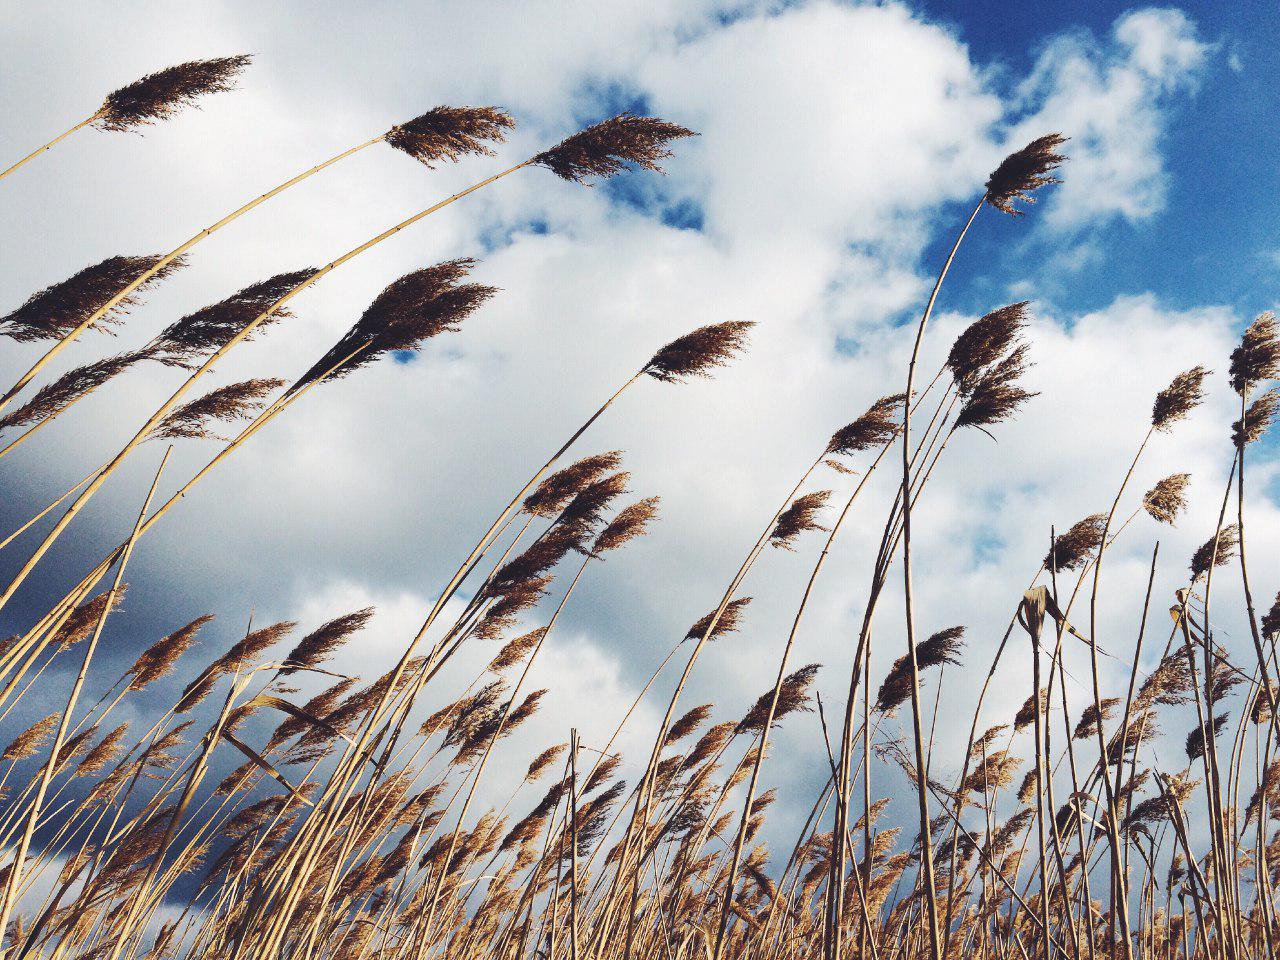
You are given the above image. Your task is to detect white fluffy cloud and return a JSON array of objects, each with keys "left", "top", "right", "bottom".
[{"left": 0, "top": 1, "right": 1245, "bottom": 841}]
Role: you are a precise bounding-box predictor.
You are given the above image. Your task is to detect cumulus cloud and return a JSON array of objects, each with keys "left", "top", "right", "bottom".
[{"left": 1014, "top": 7, "right": 1210, "bottom": 230}]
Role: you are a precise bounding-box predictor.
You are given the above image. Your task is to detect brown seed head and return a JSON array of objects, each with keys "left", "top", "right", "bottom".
[
  {"left": 592, "top": 496, "right": 660, "bottom": 555},
  {"left": 827, "top": 394, "right": 904, "bottom": 456},
  {"left": 1073, "top": 698, "right": 1120, "bottom": 741},
  {"left": 488, "top": 628, "right": 545, "bottom": 674},
  {"left": 1014, "top": 688, "right": 1049, "bottom": 731},
  {"left": 533, "top": 113, "right": 697, "bottom": 183},
  {"left": 128, "top": 615, "right": 213, "bottom": 690},
  {"left": 95, "top": 56, "right": 252, "bottom": 132},
  {"left": 1233, "top": 388, "right": 1279, "bottom": 447},
  {"left": 1190, "top": 524, "right": 1240, "bottom": 580},
  {"left": 644, "top": 320, "right": 753, "bottom": 384},
  {"left": 3, "top": 714, "right": 58, "bottom": 761},
  {"left": 523, "top": 452, "right": 624, "bottom": 518},
  {"left": 770, "top": 490, "right": 832, "bottom": 550},
  {"left": 280, "top": 607, "right": 374, "bottom": 675},
  {"left": 293, "top": 259, "right": 495, "bottom": 390},
  {"left": 384, "top": 106, "right": 514, "bottom": 167},
  {"left": 1152, "top": 366, "right": 1208, "bottom": 432},
  {"left": 0, "top": 351, "right": 149, "bottom": 432},
  {"left": 685, "top": 596, "right": 752, "bottom": 642},
  {"left": 955, "top": 345, "right": 1037, "bottom": 431},
  {"left": 76, "top": 723, "right": 130, "bottom": 777},
  {"left": 1, "top": 255, "right": 183, "bottom": 343},
  {"left": 558, "top": 471, "right": 630, "bottom": 546},
  {"left": 736, "top": 664, "right": 820, "bottom": 734},
  {"left": 1229, "top": 312, "right": 1280, "bottom": 395},
  {"left": 1262, "top": 593, "right": 1280, "bottom": 638},
  {"left": 947, "top": 303, "right": 1030, "bottom": 393},
  {"left": 149, "top": 378, "right": 283, "bottom": 442},
  {"left": 1142, "top": 473, "right": 1190, "bottom": 526},
  {"left": 1045, "top": 514, "right": 1107, "bottom": 571},
  {"left": 666, "top": 707, "right": 714, "bottom": 752},
  {"left": 151, "top": 270, "right": 313, "bottom": 368},
  {"left": 55, "top": 589, "right": 125, "bottom": 651},
  {"left": 876, "top": 626, "right": 964, "bottom": 713},
  {"left": 525, "top": 744, "right": 567, "bottom": 782},
  {"left": 984, "top": 134, "right": 1067, "bottom": 216}
]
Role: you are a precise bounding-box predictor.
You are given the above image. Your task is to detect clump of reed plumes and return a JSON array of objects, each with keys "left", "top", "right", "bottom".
[
  {"left": 769, "top": 491, "right": 831, "bottom": 550},
  {"left": 984, "top": 134, "right": 1067, "bottom": 216},
  {"left": 1, "top": 255, "right": 184, "bottom": 343},
  {"left": 1190, "top": 524, "right": 1240, "bottom": 579},
  {"left": 876, "top": 627, "right": 964, "bottom": 713},
  {"left": 947, "top": 303, "right": 1029, "bottom": 392},
  {"left": 533, "top": 113, "right": 697, "bottom": 183},
  {"left": 524, "top": 452, "right": 624, "bottom": 518},
  {"left": 1152, "top": 366, "right": 1209, "bottom": 432},
  {"left": 643, "top": 320, "right": 754, "bottom": 383},
  {"left": 384, "top": 106, "right": 514, "bottom": 166},
  {"left": 292, "top": 259, "right": 495, "bottom": 390},
  {"left": 1143, "top": 473, "right": 1190, "bottom": 525},
  {"left": 827, "top": 394, "right": 904, "bottom": 456},
  {"left": 148, "top": 379, "right": 284, "bottom": 441},
  {"left": 1229, "top": 311, "right": 1280, "bottom": 395},
  {"left": 955, "top": 346, "right": 1037, "bottom": 430},
  {"left": 94, "top": 56, "right": 253, "bottom": 132}
]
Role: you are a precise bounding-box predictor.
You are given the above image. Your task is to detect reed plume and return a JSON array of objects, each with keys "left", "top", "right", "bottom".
[
  {"left": 93, "top": 56, "right": 253, "bottom": 132},
  {"left": 1152, "top": 366, "right": 1209, "bottom": 431},
  {"left": 533, "top": 114, "right": 697, "bottom": 183},
  {"left": 1143, "top": 473, "right": 1190, "bottom": 525},
  {"left": 384, "top": 107, "right": 514, "bottom": 166},
  {"left": 148, "top": 379, "right": 284, "bottom": 441},
  {"left": 0, "top": 256, "right": 182, "bottom": 344},
  {"left": 876, "top": 627, "right": 964, "bottom": 713},
  {"left": 984, "top": 134, "right": 1068, "bottom": 216},
  {"left": 643, "top": 320, "right": 754, "bottom": 383},
  {"left": 291, "top": 260, "right": 496, "bottom": 390}
]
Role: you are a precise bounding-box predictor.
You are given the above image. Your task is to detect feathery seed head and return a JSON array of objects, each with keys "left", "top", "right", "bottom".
[
  {"left": 769, "top": 490, "right": 832, "bottom": 550},
  {"left": 826, "top": 394, "right": 904, "bottom": 456},
  {"left": 947, "top": 302, "right": 1030, "bottom": 393},
  {"left": 1142, "top": 474, "right": 1190, "bottom": 526},
  {"left": 1, "top": 255, "right": 183, "bottom": 343},
  {"left": 96, "top": 56, "right": 252, "bottom": 131},
  {"left": 149, "top": 378, "right": 283, "bottom": 442},
  {"left": 1233, "top": 388, "right": 1279, "bottom": 447},
  {"left": 592, "top": 496, "right": 660, "bottom": 555},
  {"left": 644, "top": 320, "right": 753, "bottom": 384},
  {"left": 1046, "top": 514, "right": 1107, "bottom": 572},
  {"left": 1190, "top": 524, "right": 1239, "bottom": 580},
  {"left": 984, "top": 134, "right": 1067, "bottom": 216},
  {"left": 384, "top": 106, "right": 514, "bottom": 167},
  {"left": 533, "top": 113, "right": 697, "bottom": 183},
  {"left": 293, "top": 259, "right": 495, "bottom": 391},
  {"left": 1152, "top": 366, "right": 1208, "bottom": 432},
  {"left": 1229, "top": 312, "right": 1280, "bottom": 395}
]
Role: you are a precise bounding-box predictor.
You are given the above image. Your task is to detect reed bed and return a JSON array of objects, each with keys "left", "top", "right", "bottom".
[{"left": 0, "top": 56, "right": 1277, "bottom": 960}]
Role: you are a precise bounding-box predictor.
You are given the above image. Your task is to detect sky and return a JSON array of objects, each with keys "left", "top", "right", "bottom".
[{"left": 1, "top": 0, "right": 1278, "bottom": 868}]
